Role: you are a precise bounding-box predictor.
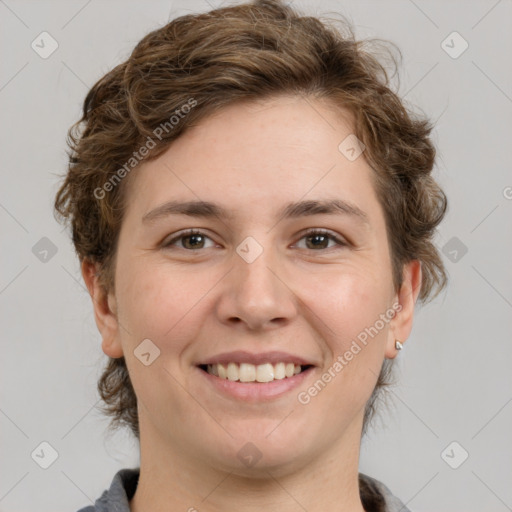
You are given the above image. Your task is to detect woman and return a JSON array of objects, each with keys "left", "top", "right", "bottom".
[{"left": 55, "top": 1, "right": 447, "bottom": 510}]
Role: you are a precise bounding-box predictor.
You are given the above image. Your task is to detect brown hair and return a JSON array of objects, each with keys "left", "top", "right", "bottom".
[{"left": 55, "top": 0, "right": 447, "bottom": 451}]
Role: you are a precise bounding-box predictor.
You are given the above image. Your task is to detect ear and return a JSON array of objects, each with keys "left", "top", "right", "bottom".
[
  {"left": 81, "top": 260, "right": 124, "bottom": 359},
  {"left": 385, "top": 260, "right": 422, "bottom": 358}
]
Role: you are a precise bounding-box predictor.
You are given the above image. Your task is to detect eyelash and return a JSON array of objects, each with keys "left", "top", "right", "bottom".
[{"left": 162, "top": 228, "right": 348, "bottom": 251}]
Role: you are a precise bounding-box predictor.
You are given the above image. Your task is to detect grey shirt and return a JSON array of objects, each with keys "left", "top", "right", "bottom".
[{"left": 76, "top": 468, "right": 411, "bottom": 512}]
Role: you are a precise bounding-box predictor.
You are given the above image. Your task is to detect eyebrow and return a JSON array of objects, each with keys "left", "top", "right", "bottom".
[{"left": 142, "top": 199, "right": 370, "bottom": 226}]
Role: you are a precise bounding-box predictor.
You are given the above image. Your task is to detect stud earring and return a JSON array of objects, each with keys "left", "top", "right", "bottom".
[{"left": 395, "top": 339, "right": 403, "bottom": 351}]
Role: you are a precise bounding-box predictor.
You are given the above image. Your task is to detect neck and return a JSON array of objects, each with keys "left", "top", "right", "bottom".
[{"left": 130, "top": 417, "right": 367, "bottom": 512}]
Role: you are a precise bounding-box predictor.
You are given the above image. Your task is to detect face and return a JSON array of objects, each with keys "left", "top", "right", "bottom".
[{"left": 89, "top": 95, "right": 419, "bottom": 476}]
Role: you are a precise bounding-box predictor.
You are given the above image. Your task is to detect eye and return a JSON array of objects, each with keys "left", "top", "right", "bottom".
[
  {"left": 294, "top": 229, "right": 347, "bottom": 250},
  {"left": 162, "top": 229, "right": 216, "bottom": 250},
  {"left": 162, "top": 228, "right": 347, "bottom": 252}
]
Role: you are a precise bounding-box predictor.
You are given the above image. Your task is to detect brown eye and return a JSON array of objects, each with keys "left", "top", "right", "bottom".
[
  {"left": 296, "top": 229, "right": 347, "bottom": 251},
  {"left": 163, "top": 230, "right": 215, "bottom": 250},
  {"left": 181, "top": 233, "right": 206, "bottom": 249},
  {"left": 305, "top": 233, "right": 330, "bottom": 249}
]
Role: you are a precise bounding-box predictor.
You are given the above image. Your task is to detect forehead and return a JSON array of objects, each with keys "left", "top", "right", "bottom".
[{"left": 123, "top": 95, "right": 382, "bottom": 225}]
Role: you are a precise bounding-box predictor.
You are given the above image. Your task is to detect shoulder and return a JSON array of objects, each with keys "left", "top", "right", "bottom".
[
  {"left": 75, "top": 468, "right": 140, "bottom": 512},
  {"left": 359, "top": 473, "right": 412, "bottom": 512}
]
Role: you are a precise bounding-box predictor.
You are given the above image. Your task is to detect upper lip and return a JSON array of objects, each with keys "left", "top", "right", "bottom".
[{"left": 196, "top": 351, "right": 316, "bottom": 367}]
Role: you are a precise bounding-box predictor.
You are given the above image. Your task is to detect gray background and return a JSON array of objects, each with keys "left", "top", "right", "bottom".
[{"left": 1, "top": 0, "right": 511, "bottom": 511}]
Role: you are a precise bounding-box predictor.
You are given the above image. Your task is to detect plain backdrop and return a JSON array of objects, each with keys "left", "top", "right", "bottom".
[{"left": 1, "top": 1, "right": 511, "bottom": 511}]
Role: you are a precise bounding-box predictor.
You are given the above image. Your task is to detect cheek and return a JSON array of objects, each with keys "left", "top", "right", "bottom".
[
  {"left": 113, "top": 260, "right": 217, "bottom": 421},
  {"left": 115, "top": 257, "right": 219, "bottom": 349},
  {"left": 296, "top": 265, "right": 392, "bottom": 396},
  {"left": 301, "top": 265, "right": 392, "bottom": 347}
]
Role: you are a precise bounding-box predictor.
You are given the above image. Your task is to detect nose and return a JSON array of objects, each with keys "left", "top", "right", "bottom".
[{"left": 215, "top": 239, "right": 297, "bottom": 331}]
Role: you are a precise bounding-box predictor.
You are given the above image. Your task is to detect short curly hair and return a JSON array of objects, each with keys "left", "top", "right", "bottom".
[{"left": 54, "top": 0, "right": 447, "bottom": 442}]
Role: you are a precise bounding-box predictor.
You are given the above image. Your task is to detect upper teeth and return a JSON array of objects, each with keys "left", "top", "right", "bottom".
[{"left": 206, "top": 362, "right": 302, "bottom": 382}]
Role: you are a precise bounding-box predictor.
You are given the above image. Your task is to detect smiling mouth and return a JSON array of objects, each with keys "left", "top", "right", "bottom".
[{"left": 197, "top": 362, "right": 314, "bottom": 383}]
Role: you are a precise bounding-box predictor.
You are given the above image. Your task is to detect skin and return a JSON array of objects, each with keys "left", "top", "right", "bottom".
[{"left": 83, "top": 94, "right": 421, "bottom": 512}]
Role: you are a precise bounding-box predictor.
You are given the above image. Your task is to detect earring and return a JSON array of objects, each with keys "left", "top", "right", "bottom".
[{"left": 395, "top": 339, "right": 403, "bottom": 351}]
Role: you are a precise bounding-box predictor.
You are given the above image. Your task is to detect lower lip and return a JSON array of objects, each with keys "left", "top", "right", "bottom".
[{"left": 196, "top": 366, "right": 315, "bottom": 401}]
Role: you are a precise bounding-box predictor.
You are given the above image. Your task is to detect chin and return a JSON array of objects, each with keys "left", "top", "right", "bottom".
[{"left": 202, "top": 428, "right": 317, "bottom": 478}]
